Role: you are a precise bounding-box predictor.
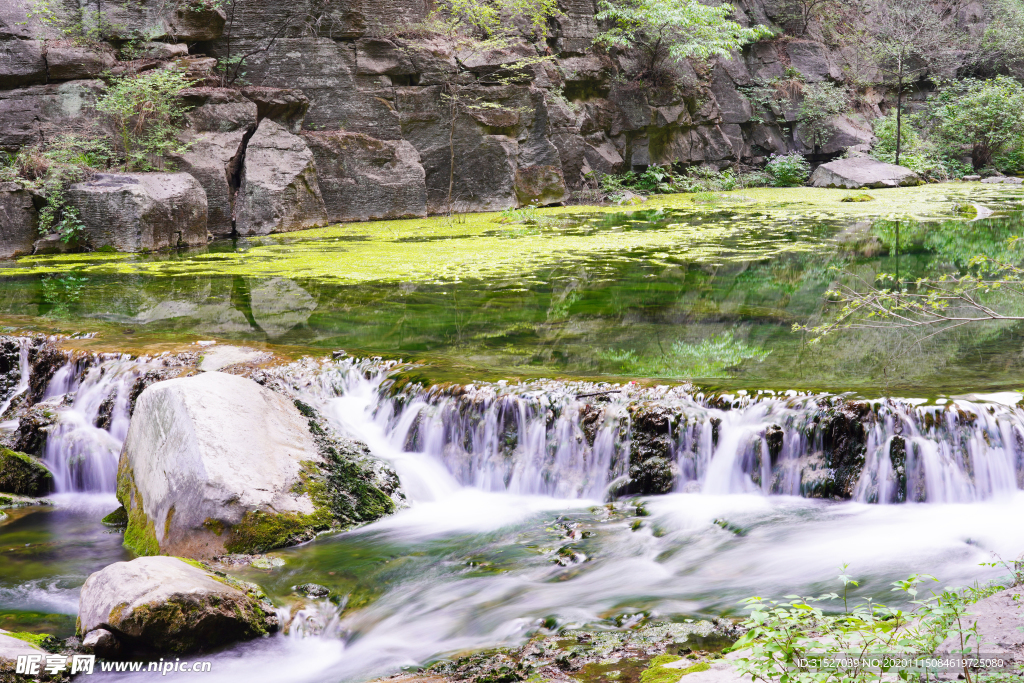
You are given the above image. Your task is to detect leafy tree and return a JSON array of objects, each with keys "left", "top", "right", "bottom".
[
  {"left": 594, "top": 0, "right": 772, "bottom": 79},
  {"left": 95, "top": 69, "right": 195, "bottom": 172},
  {"left": 929, "top": 76, "right": 1024, "bottom": 170},
  {"left": 765, "top": 154, "right": 810, "bottom": 186},
  {"left": 840, "top": 0, "right": 970, "bottom": 166}
]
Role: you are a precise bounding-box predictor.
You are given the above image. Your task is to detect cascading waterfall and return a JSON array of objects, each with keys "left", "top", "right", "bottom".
[
  {"left": 287, "top": 359, "right": 1024, "bottom": 506},
  {"left": 5, "top": 343, "right": 1023, "bottom": 504}
]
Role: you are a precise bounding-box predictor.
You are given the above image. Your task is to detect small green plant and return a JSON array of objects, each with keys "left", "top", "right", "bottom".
[
  {"left": 96, "top": 69, "right": 196, "bottom": 172},
  {"left": 765, "top": 154, "right": 810, "bottom": 187},
  {"left": 734, "top": 568, "right": 1010, "bottom": 683}
]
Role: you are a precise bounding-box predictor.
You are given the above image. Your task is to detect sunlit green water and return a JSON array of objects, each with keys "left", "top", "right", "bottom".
[{"left": 1, "top": 185, "right": 1023, "bottom": 393}]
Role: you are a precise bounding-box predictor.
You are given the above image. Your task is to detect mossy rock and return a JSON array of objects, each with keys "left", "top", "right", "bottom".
[
  {"left": 640, "top": 655, "right": 710, "bottom": 683},
  {"left": 102, "top": 506, "right": 128, "bottom": 526},
  {"left": 840, "top": 194, "right": 875, "bottom": 202},
  {"left": 0, "top": 448, "right": 53, "bottom": 496}
]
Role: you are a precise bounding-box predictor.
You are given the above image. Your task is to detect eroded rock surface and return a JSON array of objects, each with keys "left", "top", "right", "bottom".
[{"left": 0, "top": 447, "right": 52, "bottom": 496}]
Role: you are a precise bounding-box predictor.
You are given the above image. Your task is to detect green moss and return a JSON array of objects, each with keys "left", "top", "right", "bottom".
[
  {"left": 0, "top": 495, "right": 12, "bottom": 507},
  {"left": 111, "top": 593, "right": 270, "bottom": 653},
  {"left": 10, "top": 184, "right": 1021, "bottom": 283},
  {"left": 117, "top": 460, "right": 160, "bottom": 557},
  {"left": 639, "top": 656, "right": 709, "bottom": 683},
  {"left": 225, "top": 509, "right": 332, "bottom": 555},
  {"left": 0, "top": 448, "right": 53, "bottom": 496},
  {"left": 176, "top": 557, "right": 210, "bottom": 572},
  {"left": 164, "top": 505, "right": 175, "bottom": 538},
  {"left": 840, "top": 194, "right": 875, "bottom": 202},
  {"left": 101, "top": 506, "right": 128, "bottom": 526},
  {"left": 203, "top": 518, "right": 225, "bottom": 536},
  {"left": 6, "top": 632, "right": 49, "bottom": 647}
]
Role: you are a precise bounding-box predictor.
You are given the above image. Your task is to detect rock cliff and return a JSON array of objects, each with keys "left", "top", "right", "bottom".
[{"left": 0, "top": 0, "right": 994, "bottom": 244}]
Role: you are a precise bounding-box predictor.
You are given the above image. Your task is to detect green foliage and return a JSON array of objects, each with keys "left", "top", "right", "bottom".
[
  {"left": 602, "top": 332, "right": 771, "bottom": 378},
  {"left": 0, "top": 134, "right": 113, "bottom": 242},
  {"left": 765, "top": 154, "right": 810, "bottom": 187},
  {"left": 869, "top": 114, "right": 966, "bottom": 181},
  {"left": 594, "top": 0, "right": 772, "bottom": 77},
  {"left": 929, "top": 76, "right": 1024, "bottom": 171},
  {"left": 591, "top": 166, "right": 769, "bottom": 201},
  {"left": 96, "top": 69, "right": 196, "bottom": 172},
  {"left": 798, "top": 82, "right": 850, "bottom": 149},
  {"left": 428, "top": 0, "right": 559, "bottom": 40},
  {"left": 734, "top": 569, "right": 1011, "bottom": 683}
]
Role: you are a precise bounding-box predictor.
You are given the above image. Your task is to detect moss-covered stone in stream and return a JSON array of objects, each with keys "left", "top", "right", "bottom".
[
  {"left": 639, "top": 655, "right": 710, "bottom": 683},
  {"left": 101, "top": 506, "right": 128, "bottom": 526},
  {"left": 116, "top": 460, "right": 159, "bottom": 557},
  {"left": 224, "top": 509, "right": 332, "bottom": 554},
  {"left": 0, "top": 448, "right": 52, "bottom": 496}
]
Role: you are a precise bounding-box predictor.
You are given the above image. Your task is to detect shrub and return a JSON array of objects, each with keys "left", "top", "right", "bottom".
[
  {"left": 765, "top": 153, "right": 810, "bottom": 186},
  {"left": 96, "top": 69, "right": 195, "bottom": 172},
  {"left": 1, "top": 134, "right": 113, "bottom": 243}
]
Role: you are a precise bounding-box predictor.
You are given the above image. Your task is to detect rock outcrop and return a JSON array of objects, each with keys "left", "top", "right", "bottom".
[
  {"left": 172, "top": 88, "right": 259, "bottom": 237},
  {"left": 809, "top": 157, "right": 923, "bottom": 189},
  {"left": 0, "top": 447, "right": 52, "bottom": 496},
  {"left": 77, "top": 556, "right": 276, "bottom": 654},
  {"left": 0, "top": 182, "right": 38, "bottom": 258},
  {"left": 0, "top": 630, "right": 47, "bottom": 679},
  {"left": 304, "top": 131, "right": 428, "bottom": 222},
  {"left": 233, "top": 120, "right": 328, "bottom": 235},
  {"left": 67, "top": 173, "right": 209, "bottom": 251},
  {"left": 117, "top": 372, "right": 398, "bottom": 558}
]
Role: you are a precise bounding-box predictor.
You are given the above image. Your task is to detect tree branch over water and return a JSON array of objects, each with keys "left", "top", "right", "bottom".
[{"left": 796, "top": 257, "right": 1024, "bottom": 344}]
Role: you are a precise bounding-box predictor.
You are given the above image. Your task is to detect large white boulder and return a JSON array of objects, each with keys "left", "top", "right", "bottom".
[
  {"left": 0, "top": 630, "right": 46, "bottom": 676},
  {"left": 78, "top": 556, "right": 277, "bottom": 654},
  {"left": 809, "top": 157, "right": 923, "bottom": 189},
  {"left": 117, "top": 372, "right": 398, "bottom": 558}
]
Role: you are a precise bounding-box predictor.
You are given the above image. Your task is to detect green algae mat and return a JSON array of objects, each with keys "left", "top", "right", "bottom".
[{"left": 2, "top": 183, "right": 1024, "bottom": 393}]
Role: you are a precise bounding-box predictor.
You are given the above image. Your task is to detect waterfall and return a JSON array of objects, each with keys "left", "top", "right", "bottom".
[
  {"left": 285, "top": 359, "right": 1024, "bottom": 506},
  {"left": 6, "top": 341, "right": 1023, "bottom": 504}
]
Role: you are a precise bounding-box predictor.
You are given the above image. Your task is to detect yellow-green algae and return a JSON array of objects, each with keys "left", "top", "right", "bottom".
[{"left": 6, "top": 185, "right": 1022, "bottom": 284}]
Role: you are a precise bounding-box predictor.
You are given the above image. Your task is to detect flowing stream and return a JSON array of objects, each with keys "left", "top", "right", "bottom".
[
  {"left": 0, "top": 352, "right": 1020, "bottom": 681},
  {"left": 3, "top": 193, "right": 1024, "bottom": 681}
]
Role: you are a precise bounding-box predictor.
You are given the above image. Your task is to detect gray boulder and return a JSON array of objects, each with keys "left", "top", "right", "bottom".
[
  {"left": 99, "top": 3, "right": 226, "bottom": 42},
  {"left": 239, "top": 87, "right": 310, "bottom": 133},
  {"left": 45, "top": 44, "right": 116, "bottom": 81},
  {"left": 809, "top": 157, "right": 923, "bottom": 189},
  {"left": 67, "top": 173, "right": 209, "bottom": 252},
  {"left": 303, "top": 131, "right": 427, "bottom": 222},
  {"left": 981, "top": 176, "right": 1023, "bottom": 185},
  {"left": 78, "top": 556, "right": 276, "bottom": 654},
  {"left": 117, "top": 372, "right": 397, "bottom": 558},
  {"left": 0, "top": 182, "right": 38, "bottom": 258},
  {"left": 234, "top": 120, "right": 327, "bottom": 236},
  {"left": 515, "top": 164, "right": 568, "bottom": 206},
  {"left": 0, "top": 447, "right": 52, "bottom": 496}
]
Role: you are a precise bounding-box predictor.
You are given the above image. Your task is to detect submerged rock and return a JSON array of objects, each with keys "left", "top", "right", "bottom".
[
  {"left": 78, "top": 556, "right": 277, "bottom": 654},
  {"left": 809, "top": 157, "right": 923, "bottom": 189},
  {"left": 0, "top": 447, "right": 52, "bottom": 496},
  {"left": 118, "top": 372, "right": 398, "bottom": 558}
]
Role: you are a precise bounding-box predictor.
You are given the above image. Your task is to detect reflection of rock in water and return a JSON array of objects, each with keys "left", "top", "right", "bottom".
[
  {"left": 249, "top": 278, "right": 317, "bottom": 339},
  {"left": 132, "top": 299, "right": 253, "bottom": 334}
]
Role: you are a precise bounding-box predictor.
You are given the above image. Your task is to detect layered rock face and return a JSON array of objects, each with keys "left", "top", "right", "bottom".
[
  {"left": 78, "top": 556, "right": 277, "bottom": 654},
  {"left": 117, "top": 371, "right": 398, "bottom": 558},
  {"left": 0, "top": 0, "right": 938, "bottom": 246}
]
